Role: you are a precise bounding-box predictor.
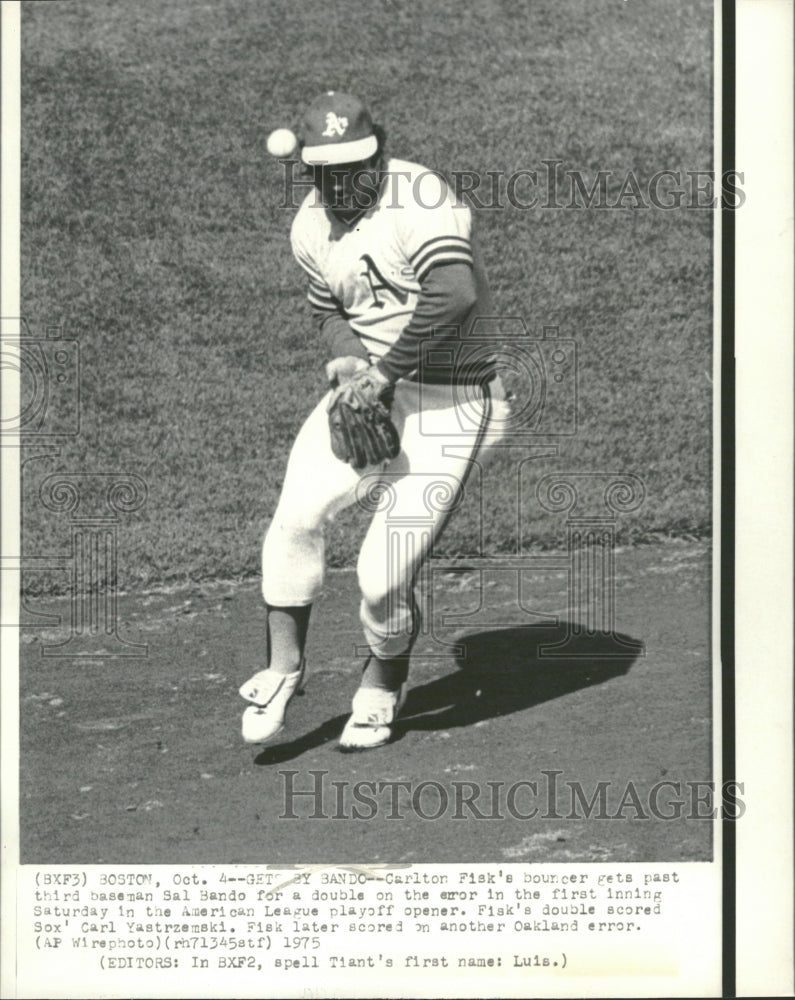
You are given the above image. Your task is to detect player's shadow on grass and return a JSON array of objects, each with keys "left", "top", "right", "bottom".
[{"left": 254, "top": 622, "right": 641, "bottom": 764}]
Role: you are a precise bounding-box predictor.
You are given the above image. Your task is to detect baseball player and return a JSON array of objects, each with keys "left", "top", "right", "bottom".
[{"left": 240, "top": 91, "right": 508, "bottom": 750}]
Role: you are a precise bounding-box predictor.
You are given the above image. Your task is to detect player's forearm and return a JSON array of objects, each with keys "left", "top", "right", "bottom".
[
  {"left": 374, "top": 262, "right": 478, "bottom": 383},
  {"left": 315, "top": 309, "right": 370, "bottom": 361}
]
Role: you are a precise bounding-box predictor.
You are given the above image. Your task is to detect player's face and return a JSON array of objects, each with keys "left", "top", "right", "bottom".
[{"left": 313, "top": 158, "right": 382, "bottom": 216}]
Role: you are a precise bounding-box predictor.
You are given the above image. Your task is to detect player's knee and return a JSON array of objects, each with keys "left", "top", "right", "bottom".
[
  {"left": 356, "top": 550, "right": 405, "bottom": 615},
  {"left": 262, "top": 519, "right": 324, "bottom": 605},
  {"left": 262, "top": 519, "right": 323, "bottom": 574},
  {"left": 265, "top": 509, "right": 317, "bottom": 544},
  {"left": 356, "top": 552, "right": 380, "bottom": 607}
]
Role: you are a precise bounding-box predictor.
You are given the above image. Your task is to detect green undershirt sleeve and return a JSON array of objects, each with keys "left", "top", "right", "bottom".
[
  {"left": 375, "top": 262, "right": 478, "bottom": 383},
  {"left": 315, "top": 309, "right": 371, "bottom": 361}
]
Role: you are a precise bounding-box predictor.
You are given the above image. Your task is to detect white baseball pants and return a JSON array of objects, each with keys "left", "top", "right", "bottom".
[{"left": 262, "top": 379, "right": 508, "bottom": 657}]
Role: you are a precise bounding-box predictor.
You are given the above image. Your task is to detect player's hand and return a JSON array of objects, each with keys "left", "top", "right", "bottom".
[{"left": 325, "top": 356, "right": 369, "bottom": 388}]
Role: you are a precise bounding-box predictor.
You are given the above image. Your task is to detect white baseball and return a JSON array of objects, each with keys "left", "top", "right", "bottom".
[{"left": 266, "top": 128, "right": 297, "bottom": 158}]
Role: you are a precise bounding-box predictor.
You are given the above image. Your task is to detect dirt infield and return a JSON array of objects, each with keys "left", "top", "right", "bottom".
[{"left": 20, "top": 541, "right": 711, "bottom": 864}]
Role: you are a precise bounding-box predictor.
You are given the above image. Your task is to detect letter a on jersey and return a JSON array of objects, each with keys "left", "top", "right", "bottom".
[{"left": 359, "top": 254, "right": 408, "bottom": 308}]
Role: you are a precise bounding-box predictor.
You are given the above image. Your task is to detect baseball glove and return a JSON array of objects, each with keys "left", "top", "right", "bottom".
[{"left": 327, "top": 368, "right": 401, "bottom": 471}]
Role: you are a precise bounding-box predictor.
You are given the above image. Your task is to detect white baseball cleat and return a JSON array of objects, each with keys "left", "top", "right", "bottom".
[
  {"left": 239, "top": 663, "right": 305, "bottom": 744},
  {"left": 338, "top": 684, "right": 406, "bottom": 751}
]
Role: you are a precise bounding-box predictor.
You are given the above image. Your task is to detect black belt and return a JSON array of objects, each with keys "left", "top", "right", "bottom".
[{"left": 406, "top": 360, "right": 497, "bottom": 387}]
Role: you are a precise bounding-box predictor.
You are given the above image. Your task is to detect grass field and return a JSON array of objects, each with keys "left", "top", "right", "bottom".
[{"left": 20, "top": 0, "right": 713, "bottom": 592}]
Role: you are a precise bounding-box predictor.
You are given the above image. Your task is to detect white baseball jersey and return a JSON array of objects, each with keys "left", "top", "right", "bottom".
[{"left": 290, "top": 157, "right": 482, "bottom": 360}]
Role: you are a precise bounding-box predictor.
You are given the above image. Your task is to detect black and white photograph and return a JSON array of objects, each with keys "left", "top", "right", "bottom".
[{"left": 1, "top": 0, "right": 792, "bottom": 996}]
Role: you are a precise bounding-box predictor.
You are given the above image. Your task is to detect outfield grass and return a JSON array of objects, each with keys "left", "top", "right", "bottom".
[{"left": 20, "top": 0, "right": 713, "bottom": 592}]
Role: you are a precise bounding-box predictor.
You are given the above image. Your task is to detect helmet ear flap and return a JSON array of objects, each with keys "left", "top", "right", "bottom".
[
  {"left": 297, "top": 141, "right": 315, "bottom": 179},
  {"left": 372, "top": 123, "right": 387, "bottom": 164}
]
